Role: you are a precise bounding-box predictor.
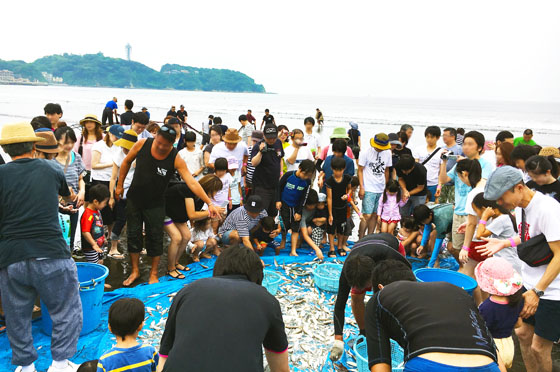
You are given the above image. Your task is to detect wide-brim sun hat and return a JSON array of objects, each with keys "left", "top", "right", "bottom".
[
  {"left": 0, "top": 122, "right": 45, "bottom": 145},
  {"left": 475, "top": 257, "right": 523, "bottom": 297},
  {"left": 388, "top": 133, "right": 403, "bottom": 149},
  {"left": 330, "top": 127, "right": 349, "bottom": 139},
  {"left": 223, "top": 128, "right": 242, "bottom": 143},
  {"left": 539, "top": 146, "right": 560, "bottom": 158},
  {"left": 79, "top": 114, "right": 102, "bottom": 127},
  {"left": 113, "top": 129, "right": 138, "bottom": 150},
  {"left": 370, "top": 133, "right": 391, "bottom": 150},
  {"left": 35, "top": 130, "right": 62, "bottom": 153}
]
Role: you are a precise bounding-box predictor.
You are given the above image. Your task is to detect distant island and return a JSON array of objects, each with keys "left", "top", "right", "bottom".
[{"left": 0, "top": 53, "right": 266, "bottom": 93}]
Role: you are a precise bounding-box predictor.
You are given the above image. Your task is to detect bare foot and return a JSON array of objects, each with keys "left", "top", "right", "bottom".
[
  {"left": 148, "top": 275, "right": 159, "bottom": 285},
  {"left": 201, "top": 252, "right": 212, "bottom": 259},
  {"left": 104, "top": 283, "right": 112, "bottom": 289},
  {"left": 343, "top": 246, "right": 351, "bottom": 252},
  {"left": 123, "top": 272, "right": 140, "bottom": 287},
  {"left": 192, "top": 255, "right": 200, "bottom": 262},
  {"left": 290, "top": 251, "right": 298, "bottom": 257}
]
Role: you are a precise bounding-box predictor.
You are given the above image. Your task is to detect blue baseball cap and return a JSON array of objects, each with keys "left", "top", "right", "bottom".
[
  {"left": 484, "top": 166, "right": 523, "bottom": 201},
  {"left": 108, "top": 125, "right": 125, "bottom": 139}
]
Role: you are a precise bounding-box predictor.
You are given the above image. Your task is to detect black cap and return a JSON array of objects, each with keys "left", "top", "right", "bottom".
[
  {"left": 245, "top": 195, "right": 264, "bottom": 213},
  {"left": 263, "top": 123, "right": 278, "bottom": 139},
  {"left": 168, "top": 117, "right": 181, "bottom": 125}
]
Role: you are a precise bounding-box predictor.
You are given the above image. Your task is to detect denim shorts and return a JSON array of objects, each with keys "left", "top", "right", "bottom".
[
  {"left": 221, "top": 230, "right": 235, "bottom": 245},
  {"left": 362, "top": 192, "right": 382, "bottom": 214}
]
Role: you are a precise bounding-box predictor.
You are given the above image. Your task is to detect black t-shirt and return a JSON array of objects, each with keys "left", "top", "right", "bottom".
[
  {"left": 262, "top": 114, "right": 275, "bottom": 125},
  {"left": 396, "top": 163, "right": 427, "bottom": 196},
  {"left": 176, "top": 110, "right": 187, "bottom": 122},
  {"left": 366, "top": 281, "right": 497, "bottom": 368},
  {"left": 251, "top": 139, "right": 284, "bottom": 188},
  {"left": 0, "top": 159, "right": 71, "bottom": 268},
  {"left": 391, "top": 147, "right": 413, "bottom": 172},
  {"left": 167, "top": 110, "right": 177, "bottom": 117},
  {"left": 164, "top": 182, "right": 198, "bottom": 223},
  {"left": 127, "top": 138, "right": 178, "bottom": 208},
  {"left": 326, "top": 174, "right": 352, "bottom": 209},
  {"left": 160, "top": 275, "right": 288, "bottom": 372},
  {"left": 120, "top": 111, "right": 134, "bottom": 126},
  {"left": 527, "top": 180, "right": 560, "bottom": 203},
  {"left": 334, "top": 233, "right": 409, "bottom": 335},
  {"left": 250, "top": 224, "right": 274, "bottom": 243}
]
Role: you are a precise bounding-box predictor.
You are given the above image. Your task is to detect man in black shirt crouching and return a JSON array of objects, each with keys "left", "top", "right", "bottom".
[{"left": 159, "top": 245, "right": 289, "bottom": 372}]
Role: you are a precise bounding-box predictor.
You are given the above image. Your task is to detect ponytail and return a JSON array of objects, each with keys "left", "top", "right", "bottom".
[
  {"left": 472, "top": 192, "right": 517, "bottom": 233},
  {"left": 383, "top": 179, "right": 401, "bottom": 204},
  {"left": 456, "top": 159, "right": 482, "bottom": 187},
  {"left": 525, "top": 155, "right": 559, "bottom": 179}
]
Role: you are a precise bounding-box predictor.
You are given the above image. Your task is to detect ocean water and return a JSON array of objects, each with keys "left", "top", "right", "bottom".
[{"left": 0, "top": 85, "right": 559, "bottom": 148}]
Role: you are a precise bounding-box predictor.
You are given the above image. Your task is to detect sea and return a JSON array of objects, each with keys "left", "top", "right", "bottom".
[{"left": 0, "top": 85, "right": 559, "bottom": 148}]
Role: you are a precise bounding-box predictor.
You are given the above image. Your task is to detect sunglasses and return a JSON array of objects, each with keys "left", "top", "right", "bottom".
[{"left": 161, "top": 126, "right": 177, "bottom": 135}]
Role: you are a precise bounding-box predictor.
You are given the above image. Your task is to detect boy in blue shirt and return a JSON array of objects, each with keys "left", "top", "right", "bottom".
[
  {"left": 97, "top": 298, "right": 158, "bottom": 372},
  {"left": 276, "top": 159, "right": 320, "bottom": 258}
]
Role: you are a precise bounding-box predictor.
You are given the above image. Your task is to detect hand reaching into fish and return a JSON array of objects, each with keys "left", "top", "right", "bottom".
[{"left": 329, "top": 340, "right": 345, "bottom": 361}]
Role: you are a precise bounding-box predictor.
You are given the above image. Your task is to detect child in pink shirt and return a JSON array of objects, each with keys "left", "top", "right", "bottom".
[{"left": 377, "top": 179, "right": 406, "bottom": 234}]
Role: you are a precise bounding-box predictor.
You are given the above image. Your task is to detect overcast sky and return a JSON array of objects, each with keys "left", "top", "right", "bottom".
[{"left": 2, "top": 0, "right": 559, "bottom": 102}]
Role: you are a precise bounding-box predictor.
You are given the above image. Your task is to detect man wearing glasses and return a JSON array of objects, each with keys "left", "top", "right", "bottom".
[{"left": 116, "top": 124, "right": 220, "bottom": 286}]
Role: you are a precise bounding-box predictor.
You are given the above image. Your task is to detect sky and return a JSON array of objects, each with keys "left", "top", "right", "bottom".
[{"left": 1, "top": 0, "right": 559, "bottom": 102}]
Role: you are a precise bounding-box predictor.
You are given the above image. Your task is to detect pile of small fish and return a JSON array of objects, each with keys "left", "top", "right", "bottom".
[{"left": 267, "top": 260, "right": 360, "bottom": 372}]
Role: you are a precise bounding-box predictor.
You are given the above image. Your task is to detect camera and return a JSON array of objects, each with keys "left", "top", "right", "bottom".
[{"left": 441, "top": 151, "right": 459, "bottom": 160}]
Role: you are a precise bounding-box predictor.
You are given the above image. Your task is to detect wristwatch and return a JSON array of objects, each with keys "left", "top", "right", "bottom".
[{"left": 531, "top": 288, "right": 544, "bottom": 298}]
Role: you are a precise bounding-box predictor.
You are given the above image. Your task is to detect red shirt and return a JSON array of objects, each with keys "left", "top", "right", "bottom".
[{"left": 80, "top": 207, "right": 104, "bottom": 251}]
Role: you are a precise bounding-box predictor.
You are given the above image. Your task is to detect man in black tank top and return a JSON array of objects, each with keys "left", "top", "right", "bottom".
[{"left": 116, "top": 125, "right": 220, "bottom": 286}]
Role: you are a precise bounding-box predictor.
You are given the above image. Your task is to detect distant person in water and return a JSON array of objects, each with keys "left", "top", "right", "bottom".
[
  {"left": 514, "top": 129, "right": 537, "bottom": 147},
  {"left": 44, "top": 103, "right": 63, "bottom": 129},
  {"left": 102, "top": 97, "right": 118, "bottom": 126},
  {"left": 141, "top": 106, "right": 150, "bottom": 120},
  {"left": 167, "top": 105, "right": 177, "bottom": 118},
  {"left": 260, "top": 109, "right": 275, "bottom": 130},
  {"left": 315, "top": 108, "right": 324, "bottom": 125}
]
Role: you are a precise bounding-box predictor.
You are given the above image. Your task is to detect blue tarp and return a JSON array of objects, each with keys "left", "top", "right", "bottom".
[{"left": 0, "top": 237, "right": 459, "bottom": 371}]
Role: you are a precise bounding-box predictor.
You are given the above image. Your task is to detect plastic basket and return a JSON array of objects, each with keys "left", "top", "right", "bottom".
[
  {"left": 312, "top": 263, "right": 342, "bottom": 293},
  {"left": 262, "top": 270, "right": 282, "bottom": 295},
  {"left": 353, "top": 335, "right": 404, "bottom": 372},
  {"left": 415, "top": 268, "right": 478, "bottom": 296}
]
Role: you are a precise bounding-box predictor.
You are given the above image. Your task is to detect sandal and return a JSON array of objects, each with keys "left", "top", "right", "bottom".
[
  {"left": 328, "top": 250, "right": 336, "bottom": 258},
  {"left": 337, "top": 249, "right": 347, "bottom": 257},
  {"left": 167, "top": 270, "right": 185, "bottom": 279},
  {"left": 175, "top": 264, "right": 190, "bottom": 271},
  {"left": 108, "top": 253, "right": 125, "bottom": 260}
]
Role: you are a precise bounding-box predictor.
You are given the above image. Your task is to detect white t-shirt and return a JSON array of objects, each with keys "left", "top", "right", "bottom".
[
  {"left": 213, "top": 172, "right": 233, "bottom": 207},
  {"left": 413, "top": 146, "right": 443, "bottom": 187},
  {"left": 192, "top": 226, "right": 215, "bottom": 243},
  {"left": 465, "top": 185, "right": 485, "bottom": 241},
  {"left": 283, "top": 144, "right": 314, "bottom": 172},
  {"left": 358, "top": 148, "right": 392, "bottom": 193},
  {"left": 112, "top": 149, "right": 135, "bottom": 198},
  {"left": 208, "top": 141, "right": 249, "bottom": 166},
  {"left": 91, "top": 141, "right": 117, "bottom": 182},
  {"left": 515, "top": 191, "right": 560, "bottom": 300},
  {"left": 303, "top": 132, "right": 321, "bottom": 154},
  {"left": 178, "top": 147, "right": 204, "bottom": 179},
  {"left": 486, "top": 214, "right": 522, "bottom": 273}
]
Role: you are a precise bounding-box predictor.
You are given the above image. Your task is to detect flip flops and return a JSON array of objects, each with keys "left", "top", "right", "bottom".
[
  {"left": 175, "top": 264, "right": 190, "bottom": 272},
  {"left": 328, "top": 250, "right": 337, "bottom": 258},
  {"left": 167, "top": 270, "right": 186, "bottom": 279}
]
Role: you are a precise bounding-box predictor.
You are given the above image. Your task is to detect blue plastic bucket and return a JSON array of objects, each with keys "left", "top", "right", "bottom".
[
  {"left": 41, "top": 262, "right": 109, "bottom": 336},
  {"left": 353, "top": 335, "right": 404, "bottom": 372},
  {"left": 262, "top": 270, "right": 282, "bottom": 295},
  {"left": 414, "top": 268, "right": 478, "bottom": 296},
  {"left": 313, "top": 263, "right": 343, "bottom": 293}
]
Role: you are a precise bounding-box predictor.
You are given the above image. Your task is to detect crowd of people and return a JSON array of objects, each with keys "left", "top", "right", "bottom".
[{"left": 1, "top": 97, "right": 560, "bottom": 372}]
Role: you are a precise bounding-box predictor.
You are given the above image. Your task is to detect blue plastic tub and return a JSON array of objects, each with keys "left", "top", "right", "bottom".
[
  {"left": 41, "top": 262, "right": 109, "bottom": 336},
  {"left": 262, "top": 270, "right": 283, "bottom": 296},
  {"left": 415, "top": 268, "right": 478, "bottom": 296},
  {"left": 313, "top": 263, "right": 342, "bottom": 293},
  {"left": 354, "top": 335, "right": 404, "bottom": 372}
]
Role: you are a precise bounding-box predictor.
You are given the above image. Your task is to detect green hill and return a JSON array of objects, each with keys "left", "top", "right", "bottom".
[{"left": 0, "top": 53, "right": 265, "bottom": 93}]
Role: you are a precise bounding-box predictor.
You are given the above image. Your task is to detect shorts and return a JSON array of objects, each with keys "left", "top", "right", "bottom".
[
  {"left": 311, "top": 226, "right": 325, "bottom": 246},
  {"left": 468, "top": 241, "right": 488, "bottom": 262},
  {"left": 451, "top": 214, "right": 467, "bottom": 251},
  {"left": 351, "top": 286, "right": 372, "bottom": 295},
  {"left": 280, "top": 204, "right": 301, "bottom": 233},
  {"left": 380, "top": 218, "right": 400, "bottom": 225},
  {"left": 426, "top": 185, "right": 438, "bottom": 202},
  {"left": 362, "top": 192, "right": 382, "bottom": 215},
  {"left": 404, "top": 357, "right": 500, "bottom": 372},
  {"left": 523, "top": 293, "right": 560, "bottom": 342},
  {"left": 343, "top": 217, "right": 355, "bottom": 237},
  {"left": 327, "top": 207, "right": 347, "bottom": 235},
  {"left": 221, "top": 230, "right": 238, "bottom": 245},
  {"left": 164, "top": 217, "right": 174, "bottom": 226},
  {"left": 83, "top": 250, "right": 104, "bottom": 264}
]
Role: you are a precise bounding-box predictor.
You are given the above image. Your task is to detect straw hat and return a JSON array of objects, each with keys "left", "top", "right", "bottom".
[
  {"left": 474, "top": 257, "right": 522, "bottom": 297},
  {"left": 79, "top": 114, "right": 102, "bottom": 126},
  {"left": 330, "top": 127, "right": 349, "bottom": 139},
  {"left": 35, "top": 130, "right": 62, "bottom": 153},
  {"left": 223, "top": 128, "right": 242, "bottom": 144},
  {"left": 539, "top": 146, "right": 560, "bottom": 158},
  {"left": 370, "top": 133, "right": 391, "bottom": 150},
  {"left": 113, "top": 129, "right": 138, "bottom": 150},
  {"left": 0, "top": 122, "right": 45, "bottom": 145}
]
